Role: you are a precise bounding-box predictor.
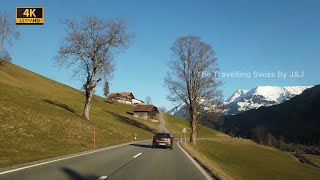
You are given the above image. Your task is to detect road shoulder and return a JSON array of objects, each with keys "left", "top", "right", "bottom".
[{"left": 177, "top": 141, "right": 214, "bottom": 180}]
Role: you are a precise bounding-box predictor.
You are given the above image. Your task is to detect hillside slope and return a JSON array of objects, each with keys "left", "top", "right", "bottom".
[
  {"left": 163, "top": 110, "right": 320, "bottom": 179},
  {"left": 163, "top": 113, "right": 228, "bottom": 138},
  {"left": 223, "top": 85, "right": 320, "bottom": 142},
  {"left": 0, "top": 62, "right": 159, "bottom": 168},
  {"left": 183, "top": 139, "right": 320, "bottom": 180}
]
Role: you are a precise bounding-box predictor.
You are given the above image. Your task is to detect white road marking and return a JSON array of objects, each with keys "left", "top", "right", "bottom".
[
  {"left": 133, "top": 152, "right": 143, "bottom": 159},
  {"left": 177, "top": 142, "right": 213, "bottom": 180},
  {"left": 0, "top": 140, "right": 150, "bottom": 175},
  {"left": 97, "top": 175, "right": 108, "bottom": 180}
]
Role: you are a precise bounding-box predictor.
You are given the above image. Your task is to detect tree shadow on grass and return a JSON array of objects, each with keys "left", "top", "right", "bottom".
[
  {"left": 104, "top": 100, "right": 114, "bottom": 104},
  {"left": 61, "top": 167, "right": 100, "bottom": 180},
  {"left": 43, "top": 99, "right": 80, "bottom": 116},
  {"left": 102, "top": 109, "right": 156, "bottom": 134}
]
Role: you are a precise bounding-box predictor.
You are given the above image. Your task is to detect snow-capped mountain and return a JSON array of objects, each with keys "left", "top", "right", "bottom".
[
  {"left": 226, "top": 89, "right": 248, "bottom": 103},
  {"left": 168, "top": 99, "right": 220, "bottom": 118},
  {"left": 167, "top": 103, "right": 189, "bottom": 118},
  {"left": 225, "top": 86, "right": 312, "bottom": 115},
  {"left": 168, "top": 86, "right": 312, "bottom": 117}
]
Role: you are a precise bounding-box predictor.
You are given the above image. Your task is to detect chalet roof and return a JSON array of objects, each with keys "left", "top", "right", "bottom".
[
  {"left": 109, "top": 92, "right": 135, "bottom": 99},
  {"left": 108, "top": 93, "right": 119, "bottom": 97},
  {"left": 132, "top": 104, "right": 159, "bottom": 113}
]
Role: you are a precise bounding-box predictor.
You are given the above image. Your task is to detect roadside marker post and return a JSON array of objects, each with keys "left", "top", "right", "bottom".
[
  {"left": 93, "top": 129, "right": 96, "bottom": 149},
  {"left": 134, "top": 134, "right": 137, "bottom": 140},
  {"left": 182, "top": 128, "right": 187, "bottom": 145}
]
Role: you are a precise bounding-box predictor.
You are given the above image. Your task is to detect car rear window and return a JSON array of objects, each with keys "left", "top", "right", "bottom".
[{"left": 156, "top": 133, "right": 171, "bottom": 138}]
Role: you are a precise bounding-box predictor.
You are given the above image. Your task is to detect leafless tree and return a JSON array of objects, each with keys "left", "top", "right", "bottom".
[
  {"left": 279, "top": 136, "right": 285, "bottom": 150},
  {"left": 55, "top": 17, "right": 134, "bottom": 120},
  {"left": 145, "top": 96, "right": 152, "bottom": 104},
  {"left": 159, "top": 106, "right": 167, "bottom": 112},
  {"left": 265, "top": 133, "right": 273, "bottom": 146},
  {"left": 0, "top": 11, "right": 19, "bottom": 63},
  {"left": 253, "top": 126, "right": 265, "bottom": 144},
  {"left": 164, "top": 35, "right": 222, "bottom": 144},
  {"left": 103, "top": 81, "right": 110, "bottom": 98},
  {"left": 0, "top": 49, "right": 12, "bottom": 64}
]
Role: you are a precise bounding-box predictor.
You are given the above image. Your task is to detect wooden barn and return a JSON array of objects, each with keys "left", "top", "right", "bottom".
[{"left": 132, "top": 105, "right": 159, "bottom": 120}]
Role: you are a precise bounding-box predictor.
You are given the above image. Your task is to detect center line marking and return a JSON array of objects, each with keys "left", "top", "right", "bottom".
[
  {"left": 133, "top": 152, "right": 143, "bottom": 159},
  {"left": 97, "top": 176, "right": 108, "bottom": 180}
]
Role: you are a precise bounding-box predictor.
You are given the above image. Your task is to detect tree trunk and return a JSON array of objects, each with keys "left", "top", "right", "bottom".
[
  {"left": 189, "top": 109, "right": 197, "bottom": 145},
  {"left": 190, "top": 119, "right": 197, "bottom": 145},
  {"left": 82, "top": 89, "right": 94, "bottom": 120}
]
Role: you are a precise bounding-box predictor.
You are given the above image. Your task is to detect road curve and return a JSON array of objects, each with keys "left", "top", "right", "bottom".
[{"left": 0, "top": 140, "right": 211, "bottom": 180}]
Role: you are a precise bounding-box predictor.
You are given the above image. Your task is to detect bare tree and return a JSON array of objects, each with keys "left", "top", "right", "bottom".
[
  {"left": 159, "top": 106, "right": 167, "bottom": 112},
  {"left": 145, "top": 96, "right": 152, "bottom": 104},
  {"left": 279, "top": 136, "right": 285, "bottom": 150},
  {"left": 253, "top": 126, "right": 265, "bottom": 144},
  {"left": 0, "top": 11, "right": 19, "bottom": 63},
  {"left": 103, "top": 81, "right": 110, "bottom": 98},
  {"left": 55, "top": 17, "right": 133, "bottom": 120},
  {"left": 164, "top": 36, "right": 222, "bottom": 144},
  {"left": 0, "top": 49, "right": 12, "bottom": 63},
  {"left": 265, "top": 133, "right": 273, "bottom": 146}
]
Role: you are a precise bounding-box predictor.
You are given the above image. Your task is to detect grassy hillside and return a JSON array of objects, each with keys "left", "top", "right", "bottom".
[
  {"left": 164, "top": 113, "right": 228, "bottom": 138},
  {"left": 0, "top": 62, "right": 159, "bottom": 168},
  {"left": 164, "top": 109, "right": 320, "bottom": 179},
  {"left": 183, "top": 139, "right": 320, "bottom": 180},
  {"left": 223, "top": 85, "right": 320, "bottom": 143}
]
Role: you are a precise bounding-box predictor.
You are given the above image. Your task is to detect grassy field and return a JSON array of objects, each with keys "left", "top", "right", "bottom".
[
  {"left": 305, "top": 154, "right": 320, "bottom": 166},
  {"left": 183, "top": 139, "right": 320, "bottom": 180},
  {"left": 163, "top": 109, "right": 320, "bottom": 179},
  {"left": 163, "top": 113, "right": 228, "bottom": 138},
  {"left": 0, "top": 62, "right": 159, "bottom": 168}
]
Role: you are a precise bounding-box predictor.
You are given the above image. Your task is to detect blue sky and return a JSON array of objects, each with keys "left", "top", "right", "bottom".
[{"left": 1, "top": 0, "right": 320, "bottom": 109}]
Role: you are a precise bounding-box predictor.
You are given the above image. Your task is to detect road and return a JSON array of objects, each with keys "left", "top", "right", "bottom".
[
  {"left": 159, "top": 112, "right": 170, "bottom": 133},
  {"left": 0, "top": 140, "right": 211, "bottom": 180},
  {"left": 0, "top": 113, "right": 212, "bottom": 180}
]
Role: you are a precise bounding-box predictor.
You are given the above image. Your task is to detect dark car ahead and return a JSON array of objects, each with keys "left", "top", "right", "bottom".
[{"left": 152, "top": 132, "right": 174, "bottom": 149}]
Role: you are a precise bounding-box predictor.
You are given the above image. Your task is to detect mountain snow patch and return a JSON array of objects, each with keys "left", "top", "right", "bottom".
[{"left": 224, "top": 86, "right": 312, "bottom": 114}]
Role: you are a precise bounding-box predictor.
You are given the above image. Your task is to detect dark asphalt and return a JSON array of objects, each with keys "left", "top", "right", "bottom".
[{"left": 0, "top": 140, "right": 211, "bottom": 180}]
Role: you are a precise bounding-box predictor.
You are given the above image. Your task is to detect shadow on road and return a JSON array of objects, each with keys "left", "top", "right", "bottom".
[
  {"left": 61, "top": 167, "right": 99, "bottom": 180},
  {"left": 130, "top": 143, "right": 173, "bottom": 150},
  {"left": 130, "top": 143, "right": 153, "bottom": 149}
]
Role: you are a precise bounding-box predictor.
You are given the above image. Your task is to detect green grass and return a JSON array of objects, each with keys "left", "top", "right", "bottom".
[
  {"left": 186, "top": 139, "right": 320, "bottom": 180},
  {"left": 0, "top": 62, "right": 159, "bottom": 168},
  {"left": 163, "top": 113, "right": 227, "bottom": 138},
  {"left": 304, "top": 154, "right": 320, "bottom": 166},
  {"left": 163, "top": 104, "right": 320, "bottom": 179}
]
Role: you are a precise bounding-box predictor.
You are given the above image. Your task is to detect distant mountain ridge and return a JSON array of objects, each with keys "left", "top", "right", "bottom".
[
  {"left": 224, "top": 86, "right": 312, "bottom": 115},
  {"left": 226, "top": 89, "right": 248, "bottom": 103},
  {"left": 223, "top": 84, "right": 320, "bottom": 142},
  {"left": 168, "top": 86, "right": 312, "bottom": 118},
  {"left": 167, "top": 103, "right": 189, "bottom": 118}
]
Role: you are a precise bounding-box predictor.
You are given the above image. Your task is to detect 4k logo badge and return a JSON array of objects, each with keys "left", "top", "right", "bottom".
[{"left": 16, "top": 7, "right": 44, "bottom": 25}]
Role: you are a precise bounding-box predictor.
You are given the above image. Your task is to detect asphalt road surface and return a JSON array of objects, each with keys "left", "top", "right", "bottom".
[
  {"left": 0, "top": 140, "right": 212, "bottom": 180},
  {"left": 159, "top": 112, "right": 170, "bottom": 133}
]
